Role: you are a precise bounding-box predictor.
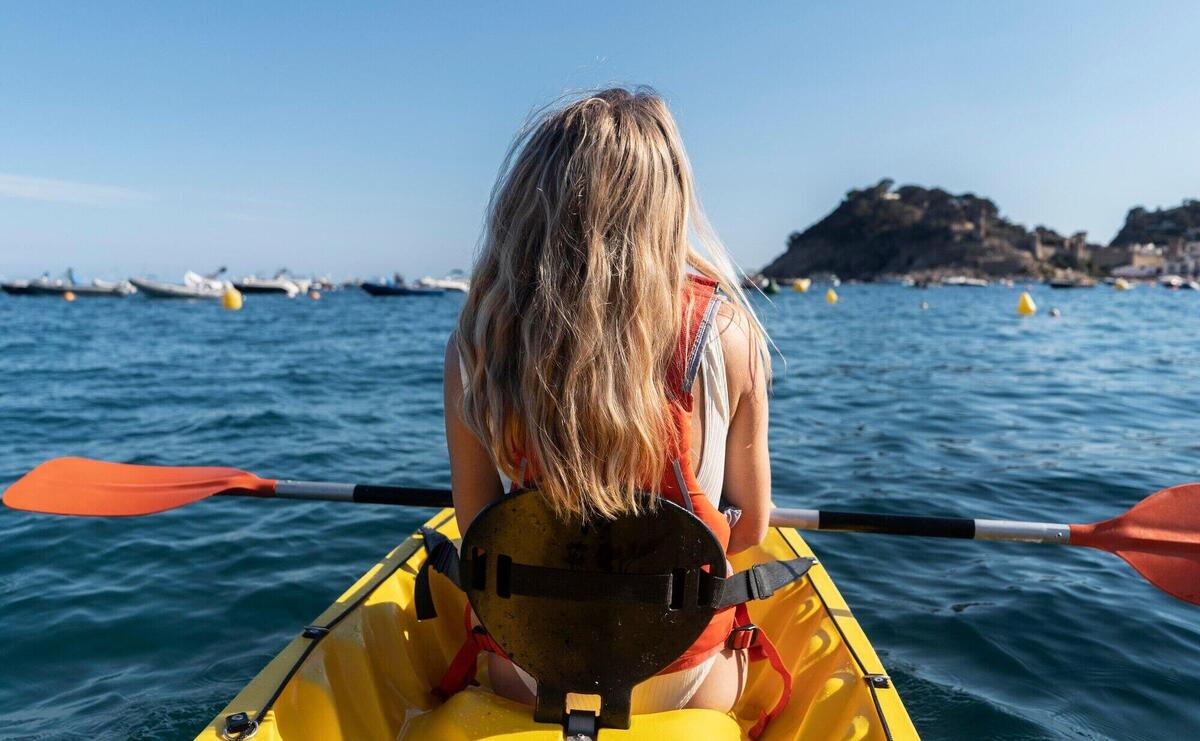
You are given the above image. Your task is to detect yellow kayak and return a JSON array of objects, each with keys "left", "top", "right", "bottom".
[{"left": 195, "top": 509, "right": 918, "bottom": 740}]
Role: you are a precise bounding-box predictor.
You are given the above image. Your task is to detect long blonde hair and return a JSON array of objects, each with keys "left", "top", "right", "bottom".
[{"left": 457, "top": 87, "right": 768, "bottom": 520}]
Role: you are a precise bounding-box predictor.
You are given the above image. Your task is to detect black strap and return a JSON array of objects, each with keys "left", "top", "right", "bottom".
[
  {"left": 507, "top": 562, "right": 676, "bottom": 604},
  {"left": 414, "top": 527, "right": 462, "bottom": 620},
  {"left": 706, "top": 557, "right": 816, "bottom": 609},
  {"left": 416, "top": 524, "right": 813, "bottom": 618}
]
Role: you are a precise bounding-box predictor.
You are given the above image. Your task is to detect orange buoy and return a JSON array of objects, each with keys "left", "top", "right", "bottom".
[
  {"left": 63, "top": 291, "right": 76, "bottom": 302},
  {"left": 309, "top": 290, "right": 322, "bottom": 300}
]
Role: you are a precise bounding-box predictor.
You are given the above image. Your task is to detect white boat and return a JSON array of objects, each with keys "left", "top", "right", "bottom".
[
  {"left": 233, "top": 269, "right": 312, "bottom": 297},
  {"left": 416, "top": 272, "right": 470, "bottom": 292},
  {"left": 943, "top": 276, "right": 990, "bottom": 287},
  {"left": 130, "top": 270, "right": 227, "bottom": 299}
]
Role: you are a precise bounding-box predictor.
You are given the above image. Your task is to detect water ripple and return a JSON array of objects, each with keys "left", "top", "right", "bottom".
[{"left": 1, "top": 286, "right": 1198, "bottom": 739}]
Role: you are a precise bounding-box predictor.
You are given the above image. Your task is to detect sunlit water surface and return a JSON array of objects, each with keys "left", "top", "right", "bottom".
[{"left": 1, "top": 285, "right": 1198, "bottom": 739}]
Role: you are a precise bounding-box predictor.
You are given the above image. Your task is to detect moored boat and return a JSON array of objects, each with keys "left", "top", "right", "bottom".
[
  {"left": 1048, "top": 277, "right": 1097, "bottom": 289},
  {"left": 233, "top": 270, "right": 311, "bottom": 297},
  {"left": 131, "top": 270, "right": 227, "bottom": 300},
  {"left": 416, "top": 271, "right": 470, "bottom": 292},
  {"left": 361, "top": 282, "right": 445, "bottom": 296},
  {"left": 1, "top": 280, "right": 42, "bottom": 296},
  {"left": 943, "top": 276, "right": 989, "bottom": 287},
  {"left": 194, "top": 508, "right": 916, "bottom": 741},
  {"left": 1, "top": 271, "right": 134, "bottom": 297}
]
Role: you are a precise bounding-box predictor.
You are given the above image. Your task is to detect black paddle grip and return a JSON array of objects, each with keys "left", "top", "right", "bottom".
[
  {"left": 819, "top": 510, "right": 976, "bottom": 539},
  {"left": 352, "top": 485, "right": 453, "bottom": 508}
]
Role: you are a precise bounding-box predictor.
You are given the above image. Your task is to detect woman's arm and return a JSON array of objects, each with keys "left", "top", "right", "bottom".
[
  {"left": 444, "top": 334, "right": 504, "bottom": 534},
  {"left": 718, "top": 308, "right": 771, "bottom": 554}
]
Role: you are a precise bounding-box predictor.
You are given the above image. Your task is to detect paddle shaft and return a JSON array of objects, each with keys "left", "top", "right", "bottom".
[
  {"left": 265, "top": 482, "right": 1071, "bottom": 544},
  {"left": 270, "top": 481, "right": 454, "bottom": 508}
]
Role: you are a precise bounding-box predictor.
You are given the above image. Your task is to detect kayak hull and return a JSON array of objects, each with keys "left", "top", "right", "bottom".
[{"left": 195, "top": 509, "right": 917, "bottom": 740}]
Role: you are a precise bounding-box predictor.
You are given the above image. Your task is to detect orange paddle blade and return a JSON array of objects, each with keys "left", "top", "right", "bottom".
[
  {"left": 1071, "top": 483, "right": 1200, "bottom": 605},
  {"left": 2, "top": 458, "right": 275, "bottom": 517}
]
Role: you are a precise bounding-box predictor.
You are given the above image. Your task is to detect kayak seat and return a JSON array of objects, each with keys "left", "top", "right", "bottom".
[
  {"left": 455, "top": 489, "right": 728, "bottom": 736},
  {"left": 399, "top": 687, "right": 743, "bottom": 739}
]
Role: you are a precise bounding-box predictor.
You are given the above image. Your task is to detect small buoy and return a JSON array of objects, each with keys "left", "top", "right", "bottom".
[
  {"left": 920, "top": 301, "right": 929, "bottom": 310},
  {"left": 1017, "top": 291, "right": 1037, "bottom": 316},
  {"left": 308, "top": 290, "right": 322, "bottom": 300},
  {"left": 825, "top": 288, "right": 838, "bottom": 305},
  {"left": 792, "top": 278, "right": 811, "bottom": 293},
  {"left": 63, "top": 291, "right": 76, "bottom": 302},
  {"left": 222, "top": 286, "right": 243, "bottom": 311},
  {"left": 1049, "top": 307, "right": 1062, "bottom": 317},
  {"left": 1113, "top": 278, "right": 1131, "bottom": 291}
]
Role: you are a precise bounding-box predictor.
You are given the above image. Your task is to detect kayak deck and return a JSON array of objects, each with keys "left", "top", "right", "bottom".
[{"left": 195, "top": 509, "right": 917, "bottom": 740}]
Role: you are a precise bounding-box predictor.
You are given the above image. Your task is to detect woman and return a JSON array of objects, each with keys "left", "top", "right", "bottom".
[{"left": 444, "top": 87, "right": 772, "bottom": 714}]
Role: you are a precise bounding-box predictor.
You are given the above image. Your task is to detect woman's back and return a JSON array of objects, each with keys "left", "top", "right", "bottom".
[{"left": 444, "top": 88, "right": 774, "bottom": 714}]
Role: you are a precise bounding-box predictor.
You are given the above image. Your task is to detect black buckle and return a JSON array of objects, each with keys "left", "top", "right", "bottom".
[
  {"left": 748, "top": 565, "right": 776, "bottom": 601},
  {"left": 302, "top": 625, "right": 330, "bottom": 640},
  {"left": 727, "top": 623, "right": 759, "bottom": 650}
]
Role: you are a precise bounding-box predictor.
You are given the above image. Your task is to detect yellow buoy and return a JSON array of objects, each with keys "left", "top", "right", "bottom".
[
  {"left": 63, "top": 291, "right": 76, "bottom": 302},
  {"left": 1114, "top": 278, "right": 1131, "bottom": 291},
  {"left": 309, "top": 290, "right": 322, "bottom": 300},
  {"left": 825, "top": 288, "right": 838, "bottom": 305},
  {"left": 1017, "top": 291, "right": 1037, "bottom": 316},
  {"left": 222, "top": 286, "right": 243, "bottom": 311},
  {"left": 792, "top": 278, "right": 811, "bottom": 293}
]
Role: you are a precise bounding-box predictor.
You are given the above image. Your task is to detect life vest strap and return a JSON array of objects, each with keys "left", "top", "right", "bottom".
[
  {"left": 707, "top": 557, "right": 815, "bottom": 609},
  {"left": 434, "top": 606, "right": 509, "bottom": 698},
  {"left": 414, "top": 526, "right": 462, "bottom": 620},
  {"left": 731, "top": 603, "right": 793, "bottom": 740}
]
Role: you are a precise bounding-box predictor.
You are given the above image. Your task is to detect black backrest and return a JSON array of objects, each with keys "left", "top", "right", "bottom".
[{"left": 460, "top": 489, "right": 726, "bottom": 732}]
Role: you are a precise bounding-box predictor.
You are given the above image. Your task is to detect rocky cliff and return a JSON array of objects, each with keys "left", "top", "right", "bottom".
[
  {"left": 762, "top": 180, "right": 1048, "bottom": 279},
  {"left": 1111, "top": 200, "right": 1200, "bottom": 246}
]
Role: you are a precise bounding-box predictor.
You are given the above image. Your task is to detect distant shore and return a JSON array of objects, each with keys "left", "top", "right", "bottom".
[{"left": 763, "top": 180, "right": 1200, "bottom": 284}]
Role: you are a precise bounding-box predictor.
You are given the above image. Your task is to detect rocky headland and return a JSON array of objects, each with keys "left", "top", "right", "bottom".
[{"left": 762, "top": 180, "right": 1197, "bottom": 281}]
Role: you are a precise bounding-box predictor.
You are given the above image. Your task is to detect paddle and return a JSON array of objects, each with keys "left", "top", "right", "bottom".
[{"left": 4, "top": 457, "right": 1198, "bottom": 605}]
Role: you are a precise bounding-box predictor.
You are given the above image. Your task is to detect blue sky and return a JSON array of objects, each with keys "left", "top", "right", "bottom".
[{"left": 1, "top": 2, "right": 1197, "bottom": 281}]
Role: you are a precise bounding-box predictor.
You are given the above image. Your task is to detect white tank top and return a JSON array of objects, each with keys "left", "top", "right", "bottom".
[{"left": 693, "top": 326, "right": 730, "bottom": 506}]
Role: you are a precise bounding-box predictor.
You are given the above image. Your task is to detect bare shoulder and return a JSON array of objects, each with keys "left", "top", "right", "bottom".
[
  {"left": 443, "top": 332, "right": 463, "bottom": 394},
  {"left": 713, "top": 301, "right": 757, "bottom": 396}
]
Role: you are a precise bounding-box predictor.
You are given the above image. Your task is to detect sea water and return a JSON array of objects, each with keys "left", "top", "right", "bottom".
[{"left": 1, "top": 285, "right": 1197, "bottom": 739}]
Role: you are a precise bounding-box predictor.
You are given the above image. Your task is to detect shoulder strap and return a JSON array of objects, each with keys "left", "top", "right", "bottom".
[{"left": 667, "top": 274, "right": 720, "bottom": 412}]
